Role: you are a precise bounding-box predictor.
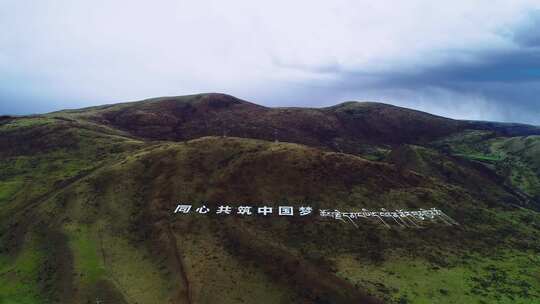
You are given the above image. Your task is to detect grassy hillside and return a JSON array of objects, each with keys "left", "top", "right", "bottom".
[
  {"left": 1, "top": 94, "right": 540, "bottom": 304},
  {"left": 433, "top": 130, "right": 540, "bottom": 205},
  {"left": 56, "top": 93, "right": 466, "bottom": 150}
]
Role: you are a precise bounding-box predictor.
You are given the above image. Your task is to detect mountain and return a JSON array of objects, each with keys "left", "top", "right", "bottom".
[
  {"left": 1, "top": 93, "right": 539, "bottom": 304},
  {"left": 52, "top": 93, "right": 537, "bottom": 145}
]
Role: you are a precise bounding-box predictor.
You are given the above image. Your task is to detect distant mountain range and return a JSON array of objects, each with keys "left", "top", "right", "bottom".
[{"left": 1, "top": 93, "right": 539, "bottom": 303}]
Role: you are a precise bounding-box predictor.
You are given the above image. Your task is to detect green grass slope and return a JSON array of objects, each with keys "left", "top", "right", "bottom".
[
  {"left": 433, "top": 130, "right": 540, "bottom": 206},
  {"left": 1, "top": 126, "right": 539, "bottom": 303},
  {"left": 1, "top": 97, "right": 540, "bottom": 304}
]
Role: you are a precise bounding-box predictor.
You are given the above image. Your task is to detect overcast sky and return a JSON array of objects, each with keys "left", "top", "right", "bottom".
[{"left": 1, "top": 1, "right": 540, "bottom": 125}]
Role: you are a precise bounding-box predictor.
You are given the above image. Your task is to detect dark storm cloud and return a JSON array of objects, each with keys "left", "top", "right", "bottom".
[
  {"left": 355, "top": 48, "right": 540, "bottom": 96},
  {"left": 512, "top": 10, "right": 540, "bottom": 47},
  {"left": 318, "top": 23, "right": 540, "bottom": 125}
]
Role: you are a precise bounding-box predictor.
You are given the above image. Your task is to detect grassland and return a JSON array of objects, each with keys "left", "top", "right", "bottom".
[
  {"left": 1, "top": 96, "right": 540, "bottom": 303},
  {"left": 432, "top": 130, "right": 540, "bottom": 202}
]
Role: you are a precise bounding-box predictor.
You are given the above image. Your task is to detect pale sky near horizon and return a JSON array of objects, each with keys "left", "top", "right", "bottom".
[{"left": 1, "top": 1, "right": 540, "bottom": 124}]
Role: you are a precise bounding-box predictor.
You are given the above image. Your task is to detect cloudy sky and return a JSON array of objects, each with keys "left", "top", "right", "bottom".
[{"left": 1, "top": 1, "right": 540, "bottom": 124}]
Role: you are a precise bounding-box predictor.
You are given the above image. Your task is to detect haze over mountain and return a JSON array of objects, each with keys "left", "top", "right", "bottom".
[{"left": 1, "top": 93, "right": 539, "bottom": 303}]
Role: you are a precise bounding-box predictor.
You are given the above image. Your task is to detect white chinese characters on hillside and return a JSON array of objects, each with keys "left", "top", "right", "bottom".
[
  {"left": 172, "top": 203, "right": 457, "bottom": 229},
  {"left": 173, "top": 204, "right": 312, "bottom": 216}
]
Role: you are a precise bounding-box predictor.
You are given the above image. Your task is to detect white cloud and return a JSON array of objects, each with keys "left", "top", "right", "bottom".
[{"left": 1, "top": 0, "right": 540, "bottom": 120}]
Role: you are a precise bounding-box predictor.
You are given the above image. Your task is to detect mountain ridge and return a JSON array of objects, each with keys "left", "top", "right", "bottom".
[{"left": 44, "top": 93, "right": 456, "bottom": 155}]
